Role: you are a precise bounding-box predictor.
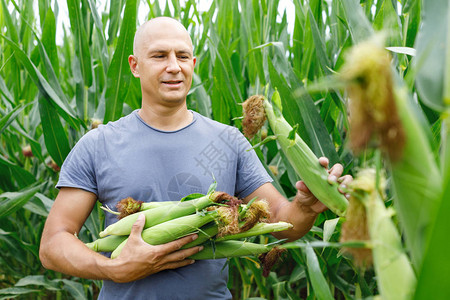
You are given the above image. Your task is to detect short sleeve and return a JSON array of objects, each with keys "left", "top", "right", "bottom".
[
  {"left": 56, "top": 129, "right": 98, "bottom": 195},
  {"left": 233, "top": 128, "right": 272, "bottom": 198}
]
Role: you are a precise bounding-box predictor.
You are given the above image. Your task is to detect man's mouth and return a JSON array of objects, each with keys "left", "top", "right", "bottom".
[{"left": 162, "top": 80, "right": 183, "bottom": 85}]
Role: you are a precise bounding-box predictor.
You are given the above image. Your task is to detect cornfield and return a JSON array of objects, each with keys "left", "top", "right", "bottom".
[{"left": 1, "top": 0, "right": 449, "bottom": 299}]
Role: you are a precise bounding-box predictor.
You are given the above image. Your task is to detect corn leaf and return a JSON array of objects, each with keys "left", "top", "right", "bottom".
[
  {"left": 0, "top": 34, "right": 80, "bottom": 129},
  {"left": 0, "top": 287, "right": 40, "bottom": 299},
  {"left": 38, "top": 96, "right": 71, "bottom": 168},
  {"left": 0, "top": 156, "right": 36, "bottom": 190},
  {"left": 339, "top": 0, "right": 374, "bottom": 44},
  {"left": 67, "top": 0, "right": 93, "bottom": 87},
  {"left": 414, "top": 176, "right": 450, "bottom": 299},
  {"left": 0, "top": 104, "right": 26, "bottom": 135},
  {"left": 15, "top": 275, "right": 59, "bottom": 291},
  {"left": 104, "top": 0, "right": 137, "bottom": 123},
  {"left": 414, "top": 0, "right": 449, "bottom": 111},
  {"left": 304, "top": 244, "right": 334, "bottom": 300},
  {"left": 107, "top": 0, "right": 125, "bottom": 45},
  {"left": 0, "top": 183, "right": 42, "bottom": 219}
]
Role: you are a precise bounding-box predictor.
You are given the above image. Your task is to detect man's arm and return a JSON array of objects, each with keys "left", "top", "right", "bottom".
[
  {"left": 244, "top": 158, "right": 351, "bottom": 241},
  {"left": 39, "top": 187, "right": 203, "bottom": 283}
]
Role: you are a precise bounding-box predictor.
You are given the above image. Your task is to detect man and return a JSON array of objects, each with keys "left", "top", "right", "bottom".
[{"left": 39, "top": 17, "right": 351, "bottom": 299}]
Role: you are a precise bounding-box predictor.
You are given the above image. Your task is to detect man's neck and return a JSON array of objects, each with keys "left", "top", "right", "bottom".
[{"left": 138, "top": 102, "right": 193, "bottom": 131}]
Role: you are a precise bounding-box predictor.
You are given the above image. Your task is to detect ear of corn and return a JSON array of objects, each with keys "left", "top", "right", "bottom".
[
  {"left": 216, "top": 222, "right": 293, "bottom": 242},
  {"left": 181, "top": 222, "right": 219, "bottom": 249},
  {"left": 259, "top": 92, "right": 348, "bottom": 216},
  {"left": 188, "top": 240, "right": 273, "bottom": 260},
  {"left": 340, "top": 37, "right": 442, "bottom": 268},
  {"left": 99, "top": 192, "right": 222, "bottom": 237},
  {"left": 348, "top": 169, "right": 416, "bottom": 300},
  {"left": 110, "top": 210, "right": 219, "bottom": 258},
  {"left": 85, "top": 235, "right": 127, "bottom": 252}
]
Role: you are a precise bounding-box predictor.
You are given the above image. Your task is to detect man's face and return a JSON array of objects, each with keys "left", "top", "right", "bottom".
[{"left": 130, "top": 21, "right": 196, "bottom": 107}]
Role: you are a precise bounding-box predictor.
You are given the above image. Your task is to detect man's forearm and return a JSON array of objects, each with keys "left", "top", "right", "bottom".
[{"left": 40, "top": 231, "right": 112, "bottom": 280}]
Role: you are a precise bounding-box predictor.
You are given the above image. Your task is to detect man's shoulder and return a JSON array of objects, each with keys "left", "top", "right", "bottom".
[
  {"left": 77, "top": 111, "right": 137, "bottom": 144},
  {"left": 193, "top": 111, "right": 238, "bottom": 132}
]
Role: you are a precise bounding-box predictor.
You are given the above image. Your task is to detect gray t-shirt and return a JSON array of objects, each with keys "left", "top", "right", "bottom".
[{"left": 57, "top": 110, "right": 272, "bottom": 300}]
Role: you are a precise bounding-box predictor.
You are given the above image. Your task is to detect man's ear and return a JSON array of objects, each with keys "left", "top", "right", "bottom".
[
  {"left": 129, "top": 55, "right": 139, "bottom": 78},
  {"left": 193, "top": 56, "right": 197, "bottom": 67}
]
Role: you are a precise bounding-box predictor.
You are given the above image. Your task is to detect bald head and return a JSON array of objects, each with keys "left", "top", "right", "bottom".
[{"left": 133, "top": 17, "right": 193, "bottom": 57}]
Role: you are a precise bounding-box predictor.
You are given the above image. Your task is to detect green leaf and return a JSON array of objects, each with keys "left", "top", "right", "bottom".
[
  {"left": 108, "top": 0, "right": 125, "bottom": 45},
  {"left": 287, "top": 124, "right": 299, "bottom": 142},
  {"left": 339, "top": 0, "right": 374, "bottom": 44},
  {"left": 386, "top": 46, "right": 416, "bottom": 56},
  {"left": 0, "top": 104, "right": 26, "bottom": 135},
  {"left": 67, "top": 0, "right": 93, "bottom": 87},
  {"left": 414, "top": 174, "right": 450, "bottom": 300},
  {"left": 0, "top": 287, "right": 40, "bottom": 298},
  {"left": 104, "top": 0, "right": 137, "bottom": 123},
  {"left": 323, "top": 218, "right": 340, "bottom": 242},
  {"left": 0, "top": 183, "right": 42, "bottom": 219},
  {"left": 414, "top": 0, "right": 449, "bottom": 111},
  {"left": 15, "top": 275, "right": 59, "bottom": 291},
  {"left": 0, "top": 156, "right": 36, "bottom": 189},
  {"left": 39, "top": 95, "right": 71, "bottom": 168},
  {"left": 60, "top": 279, "right": 87, "bottom": 300},
  {"left": 0, "top": 0, "right": 19, "bottom": 42},
  {"left": 41, "top": 8, "right": 59, "bottom": 77},
  {"left": 304, "top": 244, "right": 334, "bottom": 300},
  {"left": 0, "top": 34, "right": 80, "bottom": 129}
]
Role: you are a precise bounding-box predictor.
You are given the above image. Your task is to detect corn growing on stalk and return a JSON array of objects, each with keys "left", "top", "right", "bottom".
[
  {"left": 342, "top": 168, "right": 416, "bottom": 300},
  {"left": 242, "top": 93, "right": 348, "bottom": 216},
  {"left": 340, "top": 36, "right": 442, "bottom": 268}
]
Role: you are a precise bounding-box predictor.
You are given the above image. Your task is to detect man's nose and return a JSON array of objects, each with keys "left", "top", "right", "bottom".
[{"left": 166, "top": 53, "right": 181, "bottom": 73}]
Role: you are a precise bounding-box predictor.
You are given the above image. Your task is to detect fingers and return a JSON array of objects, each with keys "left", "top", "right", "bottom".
[
  {"left": 295, "top": 181, "right": 310, "bottom": 194},
  {"left": 337, "top": 174, "right": 352, "bottom": 197},
  {"left": 157, "top": 233, "right": 199, "bottom": 254},
  {"left": 318, "top": 157, "right": 329, "bottom": 169},
  {"left": 163, "top": 245, "right": 203, "bottom": 265},
  {"left": 161, "top": 258, "right": 197, "bottom": 271},
  {"left": 129, "top": 214, "right": 146, "bottom": 241},
  {"left": 327, "top": 163, "right": 344, "bottom": 183}
]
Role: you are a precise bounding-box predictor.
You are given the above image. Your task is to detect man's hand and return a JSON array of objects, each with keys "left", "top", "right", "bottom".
[
  {"left": 106, "top": 214, "right": 203, "bottom": 283},
  {"left": 295, "top": 157, "right": 352, "bottom": 215}
]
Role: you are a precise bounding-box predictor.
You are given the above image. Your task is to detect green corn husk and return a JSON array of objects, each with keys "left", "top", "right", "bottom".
[
  {"left": 181, "top": 222, "right": 219, "bottom": 249},
  {"left": 99, "top": 192, "right": 222, "bottom": 237},
  {"left": 351, "top": 169, "right": 416, "bottom": 300},
  {"left": 182, "top": 221, "right": 293, "bottom": 249},
  {"left": 245, "top": 92, "right": 348, "bottom": 216},
  {"left": 140, "top": 201, "right": 178, "bottom": 210},
  {"left": 216, "top": 221, "right": 293, "bottom": 242},
  {"left": 110, "top": 210, "right": 219, "bottom": 259},
  {"left": 188, "top": 240, "right": 273, "bottom": 260},
  {"left": 85, "top": 235, "right": 127, "bottom": 252}
]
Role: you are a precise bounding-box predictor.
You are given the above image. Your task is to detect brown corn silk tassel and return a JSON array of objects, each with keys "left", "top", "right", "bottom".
[
  {"left": 242, "top": 95, "right": 266, "bottom": 139},
  {"left": 340, "top": 36, "right": 405, "bottom": 161},
  {"left": 259, "top": 247, "right": 287, "bottom": 277},
  {"left": 240, "top": 199, "right": 270, "bottom": 232},
  {"left": 116, "top": 197, "right": 144, "bottom": 219},
  {"left": 213, "top": 194, "right": 243, "bottom": 237},
  {"left": 340, "top": 169, "right": 386, "bottom": 269},
  {"left": 340, "top": 192, "right": 373, "bottom": 269}
]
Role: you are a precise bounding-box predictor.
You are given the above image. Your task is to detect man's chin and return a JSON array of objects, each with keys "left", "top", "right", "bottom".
[{"left": 161, "top": 95, "right": 187, "bottom": 105}]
